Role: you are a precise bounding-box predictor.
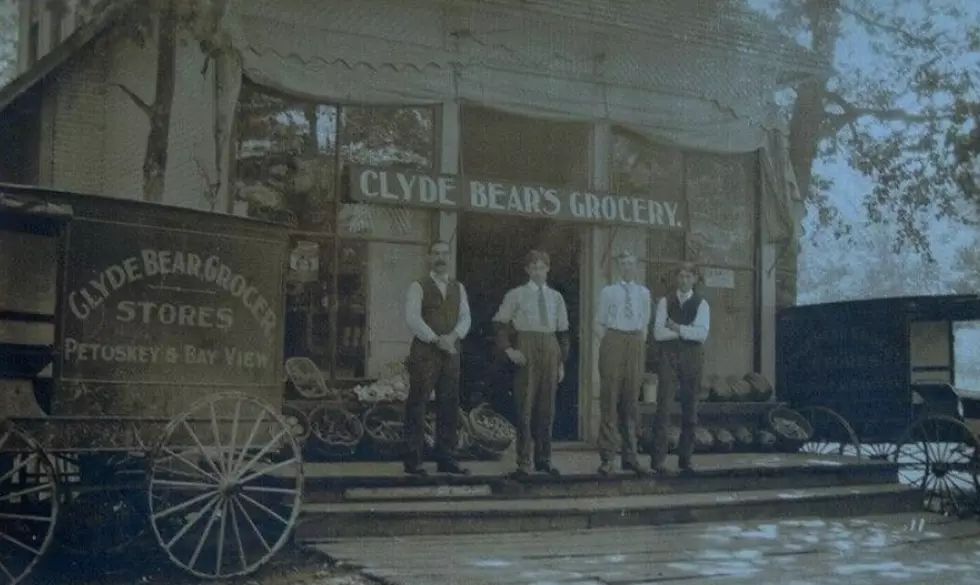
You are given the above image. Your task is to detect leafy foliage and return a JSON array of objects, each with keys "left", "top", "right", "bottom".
[
  {"left": 763, "top": 0, "right": 980, "bottom": 260},
  {"left": 0, "top": 0, "right": 16, "bottom": 86}
]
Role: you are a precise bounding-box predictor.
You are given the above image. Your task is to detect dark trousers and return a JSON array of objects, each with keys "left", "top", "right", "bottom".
[
  {"left": 650, "top": 342, "right": 703, "bottom": 467},
  {"left": 513, "top": 331, "right": 561, "bottom": 471},
  {"left": 404, "top": 340, "right": 460, "bottom": 467},
  {"left": 597, "top": 330, "right": 645, "bottom": 464}
]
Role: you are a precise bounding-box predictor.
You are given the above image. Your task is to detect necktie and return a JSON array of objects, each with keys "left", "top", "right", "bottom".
[
  {"left": 537, "top": 286, "right": 549, "bottom": 329},
  {"left": 622, "top": 282, "right": 634, "bottom": 320}
]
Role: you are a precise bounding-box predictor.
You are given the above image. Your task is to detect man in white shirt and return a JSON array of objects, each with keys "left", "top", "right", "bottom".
[
  {"left": 403, "top": 240, "right": 471, "bottom": 476},
  {"left": 493, "top": 250, "right": 570, "bottom": 480},
  {"left": 650, "top": 262, "right": 710, "bottom": 475},
  {"left": 594, "top": 250, "right": 651, "bottom": 477}
]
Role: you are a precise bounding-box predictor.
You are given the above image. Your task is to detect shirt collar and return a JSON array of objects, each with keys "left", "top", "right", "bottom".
[
  {"left": 527, "top": 281, "right": 547, "bottom": 292},
  {"left": 677, "top": 289, "right": 693, "bottom": 303},
  {"left": 430, "top": 271, "right": 449, "bottom": 284}
]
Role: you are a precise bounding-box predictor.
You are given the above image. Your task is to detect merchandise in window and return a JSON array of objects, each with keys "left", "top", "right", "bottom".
[{"left": 684, "top": 153, "right": 755, "bottom": 268}]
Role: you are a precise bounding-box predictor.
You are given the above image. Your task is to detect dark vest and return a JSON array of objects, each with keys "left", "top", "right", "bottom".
[
  {"left": 667, "top": 291, "right": 703, "bottom": 326},
  {"left": 419, "top": 277, "right": 461, "bottom": 336}
]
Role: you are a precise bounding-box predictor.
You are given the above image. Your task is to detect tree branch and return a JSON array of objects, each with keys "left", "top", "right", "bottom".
[
  {"left": 838, "top": 3, "right": 945, "bottom": 49},
  {"left": 821, "top": 90, "right": 938, "bottom": 136},
  {"left": 114, "top": 83, "right": 153, "bottom": 118}
]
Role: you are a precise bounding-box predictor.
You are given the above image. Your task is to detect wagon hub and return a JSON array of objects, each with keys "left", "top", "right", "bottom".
[
  {"left": 932, "top": 461, "right": 949, "bottom": 477},
  {"left": 219, "top": 478, "right": 242, "bottom": 496}
]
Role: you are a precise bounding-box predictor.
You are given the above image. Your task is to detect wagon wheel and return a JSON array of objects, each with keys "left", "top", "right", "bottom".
[
  {"left": 57, "top": 453, "right": 147, "bottom": 558},
  {"left": 863, "top": 443, "right": 899, "bottom": 461},
  {"left": 893, "top": 414, "right": 980, "bottom": 518},
  {"left": 0, "top": 421, "right": 59, "bottom": 585},
  {"left": 148, "top": 392, "right": 304, "bottom": 579},
  {"left": 796, "top": 406, "right": 862, "bottom": 458}
]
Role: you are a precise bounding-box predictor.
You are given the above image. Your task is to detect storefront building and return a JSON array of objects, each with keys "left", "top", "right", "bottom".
[{"left": 0, "top": 0, "right": 817, "bottom": 441}]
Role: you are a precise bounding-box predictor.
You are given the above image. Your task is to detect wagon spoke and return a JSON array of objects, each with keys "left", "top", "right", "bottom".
[
  {"left": 240, "top": 485, "right": 300, "bottom": 496},
  {"left": 238, "top": 493, "right": 289, "bottom": 525},
  {"left": 0, "top": 558, "right": 14, "bottom": 582},
  {"left": 233, "top": 411, "right": 268, "bottom": 472},
  {"left": 0, "top": 429, "right": 11, "bottom": 453},
  {"left": 208, "top": 401, "right": 227, "bottom": 475},
  {"left": 158, "top": 446, "right": 220, "bottom": 483},
  {"left": 214, "top": 499, "right": 228, "bottom": 576},
  {"left": 232, "top": 497, "right": 271, "bottom": 552},
  {"left": 152, "top": 479, "right": 217, "bottom": 491},
  {"left": 229, "top": 496, "right": 248, "bottom": 571},
  {"left": 226, "top": 400, "right": 242, "bottom": 474},
  {"left": 180, "top": 420, "right": 224, "bottom": 478},
  {"left": 0, "top": 452, "right": 38, "bottom": 486},
  {"left": 237, "top": 457, "right": 298, "bottom": 486},
  {"left": 0, "top": 511, "right": 54, "bottom": 523},
  {"left": 152, "top": 489, "right": 219, "bottom": 521},
  {"left": 165, "top": 495, "right": 220, "bottom": 550},
  {"left": 232, "top": 429, "right": 287, "bottom": 481},
  {"left": 0, "top": 482, "right": 53, "bottom": 502},
  {"left": 187, "top": 499, "right": 222, "bottom": 570},
  {"left": 0, "top": 531, "right": 41, "bottom": 556}
]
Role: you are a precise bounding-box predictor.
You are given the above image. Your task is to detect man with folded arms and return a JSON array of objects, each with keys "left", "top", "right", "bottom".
[
  {"left": 649, "top": 262, "right": 710, "bottom": 475},
  {"left": 595, "top": 250, "right": 651, "bottom": 477}
]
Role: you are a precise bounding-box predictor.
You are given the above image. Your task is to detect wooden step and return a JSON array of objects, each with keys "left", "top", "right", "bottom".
[{"left": 295, "top": 483, "right": 921, "bottom": 541}]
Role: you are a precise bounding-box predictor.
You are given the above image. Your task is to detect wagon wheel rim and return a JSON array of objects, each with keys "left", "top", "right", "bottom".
[
  {"left": 796, "top": 406, "right": 862, "bottom": 458},
  {"left": 0, "top": 421, "right": 59, "bottom": 585},
  {"left": 864, "top": 442, "right": 898, "bottom": 460},
  {"left": 894, "top": 415, "right": 980, "bottom": 518},
  {"left": 148, "top": 392, "right": 304, "bottom": 579}
]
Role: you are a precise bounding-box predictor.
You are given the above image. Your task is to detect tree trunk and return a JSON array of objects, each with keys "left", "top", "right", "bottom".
[{"left": 142, "top": 0, "right": 178, "bottom": 203}]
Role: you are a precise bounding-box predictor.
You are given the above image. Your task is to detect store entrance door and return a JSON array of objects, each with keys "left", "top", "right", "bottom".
[{"left": 457, "top": 214, "right": 582, "bottom": 441}]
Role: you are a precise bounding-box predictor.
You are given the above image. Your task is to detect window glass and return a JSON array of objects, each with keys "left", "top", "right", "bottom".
[
  {"left": 685, "top": 153, "right": 755, "bottom": 268},
  {"left": 955, "top": 320, "right": 980, "bottom": 392}
]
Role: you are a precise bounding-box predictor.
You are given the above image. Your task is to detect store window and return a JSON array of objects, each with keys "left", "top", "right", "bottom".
[
  {"left": 954, "top": 321, "right": 980, "bottom": 392},
  {"left": 233, "top": 81, "right": 436, "bottom": 382},
  {"left": 613, "top": 128, "right": 759, "bottom": 381}
]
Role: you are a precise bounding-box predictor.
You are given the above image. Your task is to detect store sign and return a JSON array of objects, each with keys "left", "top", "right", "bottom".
[
  {"left": 349, "top": 166, "right": 686, "bottom": 230},
  {"left": 60, "top": 219, "right": 285, "bottom": 387}
]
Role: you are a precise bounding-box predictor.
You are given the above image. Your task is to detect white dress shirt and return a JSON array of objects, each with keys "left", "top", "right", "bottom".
[
  {"left": 653, "top": 290, "right": 710, "bottom": 343},
  {"left": 404, "top": 271, "right": 471, "bottom": 343},
  {"left": 595, "top": 280, "right": 652, "bottom": 338},
  {"left": 493, "top": 281, "right": 570, "bottom": 333}
]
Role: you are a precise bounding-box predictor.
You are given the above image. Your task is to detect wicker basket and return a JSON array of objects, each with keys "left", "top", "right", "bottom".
[
  {"left": 362, "top": 402, "right": 406, "bottom": 459},
  {"left": 285, "top": 357, "right": 338, "bottom": 400},
  {"left": 281, "top": 403, "right": 312, "bottom": 443},
  {"left": 308, "top": 402, "right": 364, "bottom": 457},
  {"left": 744, "top": 372, "right": 774, "bottom": 402},
  {"left": 766, "top": 406, "right": 813, "bottom": 452},
  {"left": 712, "top": 428, "right": 735, "bottom": 452},
  {"left": 424, "top": 409, "right": 474, "bottom": 458},
  {"left": 732, "top": 426, "right": 755, "bottom": 451},
  {"left": 468, "top": 403, "right": 517, "bottom": 453}
]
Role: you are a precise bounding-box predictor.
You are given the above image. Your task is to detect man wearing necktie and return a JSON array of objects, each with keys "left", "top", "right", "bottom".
[
  {"left": 594, "top": 250, "right": 651, "bottom": 476},
  {"left": 650, "top": 262, "right": 710, "bottom": 475},
  {"left": 493, "top": 250, "right": 570, "bottom": 480},
  {"left": 403, "top": 240, "right": 471, "bottom": 476}
]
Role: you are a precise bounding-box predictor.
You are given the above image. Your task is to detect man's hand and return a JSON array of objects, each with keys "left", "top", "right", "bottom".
[
  {"left": 558, "top": 363, "right": 565, "bottom": 383},
  {"left": 436, "top": 335, "right": 458, "bottom": 354},
  {"left": 504, "top": 347, "right": 527, "bottom": 366},
  {"left": 666, "top": 319, "right": 681, "bottom": 333}
]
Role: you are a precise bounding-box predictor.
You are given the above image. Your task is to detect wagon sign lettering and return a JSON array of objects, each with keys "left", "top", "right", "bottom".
[
  {"left": 60, "top": 221, "right": 285, "bottom": 386},
  {"left": 351, "top": 166, "right": 686, "bottom": 230}
]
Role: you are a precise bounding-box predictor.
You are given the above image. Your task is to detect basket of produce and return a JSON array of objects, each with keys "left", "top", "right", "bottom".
[
  {"left": 744, "top": 372, "right": 774, "bottom": 402},
  {"left": 729, "top": 378, "right": 754, "bottom": 402},
  {"left": 282, "top": 403, "right": 312, "bottom": 443},
  {"left": 285, "top": 356, "right": 337, "bottom": 399},
  {"left": 468, "top": 403, "right": 517, "bottom": 453},
  {"left": 352, "top": 376, "right": 409, "bottom": 403},
  {"left": 766, "top": 407, "right": 813, "bottom": 452},
  {"left": 732, "top": 426, "right": 755, "bottom": 451},
  {"left": 755, "top": 429, "right": 777, "bottom": 452},
  {"left": 308, "top": 402, "right": 364, "bottom": 457},
  {"left": 712, "top": 428, "right": 735, "bottom": 452},
  {"left": 708, "top": 376, "right": 733, "bottom": 402},
  {"left": 667, "top": 426, "right": 681, "bottom": 454},
  {"left": 425, "top": 409, "right": 475, "bottom": 458},
  {"left": 693, "top": 426, "right": 715, "bottom": 453},
  {"left": 361, "top": 402, "right": 406, "bottom": 459}
]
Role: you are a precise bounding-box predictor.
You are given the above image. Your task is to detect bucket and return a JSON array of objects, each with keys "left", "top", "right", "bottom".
[{"left": 642, "top": 374, "right": 659, "bottom": 403}]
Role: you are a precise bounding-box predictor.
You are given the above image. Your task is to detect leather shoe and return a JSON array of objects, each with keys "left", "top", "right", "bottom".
[
  {"left": 597, "top": 461, "right": 613, "bottom": 476},
  {"left": 622, "top": 460, "right": 650, "bottom": 478},
  {"left": 437, "top": 459, "right": 470, "bottom": 475},
  {"left": 535, "top": 463, "right": 561, "bottom": 477},
  {"left": 403, "top": 464, "right": 428, "bottom": 476},
  {"left": 508, "top": 469, "right": 532, "bottom": 481}
]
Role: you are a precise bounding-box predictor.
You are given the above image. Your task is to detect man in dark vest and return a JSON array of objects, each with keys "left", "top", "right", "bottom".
[
  {"left": 403, "top": 240, "right": 471, "bottom": 476},
  {"left": 649, "top": 262, "right": 710, "bottom": 475}
]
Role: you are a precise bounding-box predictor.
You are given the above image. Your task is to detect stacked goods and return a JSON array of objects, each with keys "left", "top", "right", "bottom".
[
  {"left": 309, "top": 402, "right": 364, "bottom": 457},
  {"left": 708, "top": 376, "right": 733, "bottom": 402},
  {"left": 281, "top": 404, "right": 312, "bottom": 442},
  {"left": 767, "top": 407, "right": 814, "bottom": 452},
  {"left": 712, "top": 428, "right": 736, "bottom": 452},
  {"left": 693, "top": 426, "right": 715, "bottom": 453},
  {"left": 729, "top": 378, "right": 754, "bottom": 402},
  {"left": 362, "top": 403, "right": 405, "bottom": 459},
  {"left": 352, "top": 362, "right": 410, "bottom": 403},
  {"left": 744, "top": 372, "right": 774, "bottom": 402},
  {"left": 468, "top": 403, "right": 517, "bottom": 454},
  {"left": 755, "top": 429, "right": 777, "bottom": 451},
  {"left": 285, "top": 356, "right": 337, "bottom": 399},
  {"left": 667, "top": 426, "right": 681, "bottom": 453},
  {"left": 732, "top": 426, "right": 755, "bottom": 449}
]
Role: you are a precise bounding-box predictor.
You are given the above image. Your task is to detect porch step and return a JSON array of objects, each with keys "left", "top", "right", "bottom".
[
  {"left": 314, "top": 458, "right": 900, "bottom": 503},
  {"left": 295, "top": 483, "right": 921, "bottom": 541}
]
